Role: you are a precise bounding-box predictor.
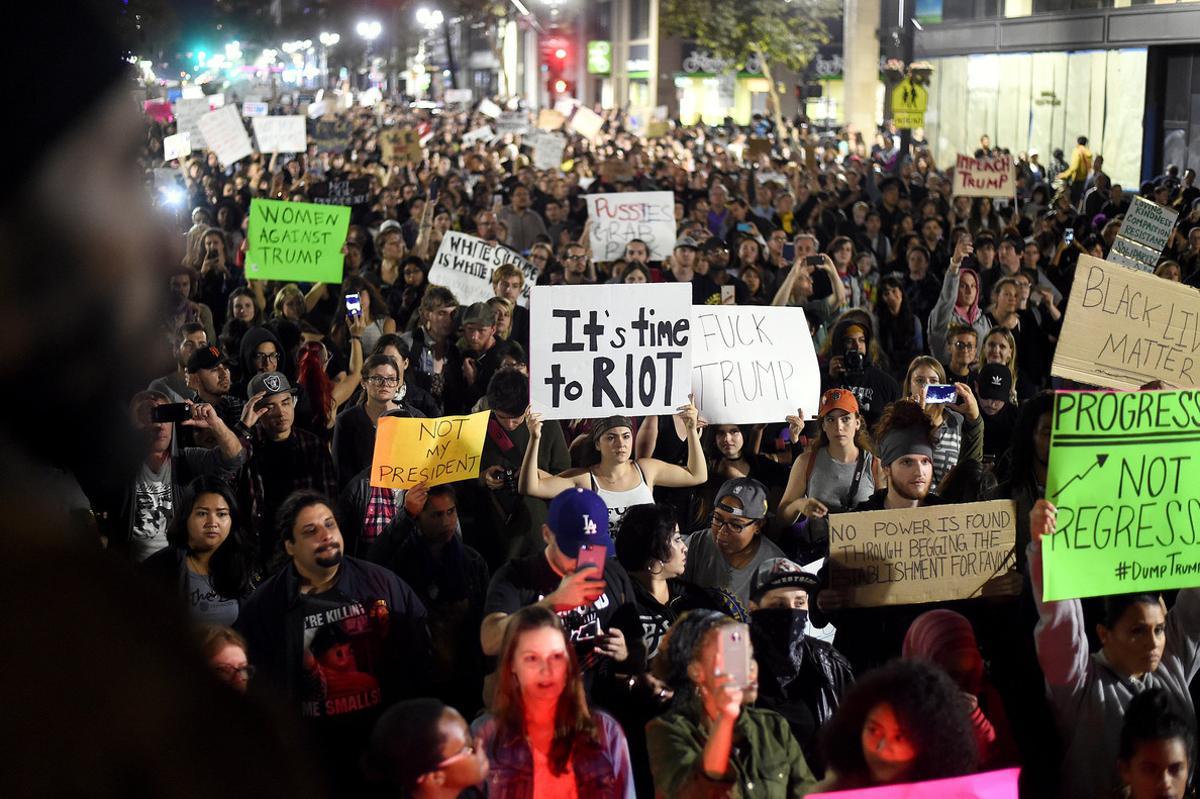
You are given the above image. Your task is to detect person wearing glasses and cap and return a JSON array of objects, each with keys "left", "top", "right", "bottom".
[{"left": 681, "top": 477, "right": 786, "bottom": 607}]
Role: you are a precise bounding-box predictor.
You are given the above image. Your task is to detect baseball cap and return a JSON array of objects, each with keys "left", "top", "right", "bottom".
[
  {"left": 547, "top": 488, "right": 612, "bottom": 557},
  {"left": 1028, "top": 147, "right": 1039, "bottom": 157},
  {"left": 379, "top": 219, "right": 402, "bottom": 235},
  {"left": 186, "top": 344, "right": 231, "bottom": 372},
  {"left": 461, "top": 301, "right": 497, "bottom": 327},
  {"left": 715, "top": 477, "right": 769, "bottom": 521},
  {"left": 818, "top": 388, "right": 859, "bottom": 418},
  {"left": 978, "top": 363, "right": 1012, "bottom": 401},
  {"left": 246, "top": 371, "right": 298, "bottom": 400},
  {"left": 749, "top": 557, "right": 821, "bottom": 603},
  {"left": 674, "top": 235, "right": 699, "bottom": 250}
]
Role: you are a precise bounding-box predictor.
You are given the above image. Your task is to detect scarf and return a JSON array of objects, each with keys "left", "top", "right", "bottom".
[{"left": 954, "top": 268, "right": 982, "bottom": 325}]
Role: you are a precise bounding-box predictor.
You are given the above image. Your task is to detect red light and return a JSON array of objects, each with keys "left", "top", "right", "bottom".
[
  {"left": 554, "top": 79, "right": 567, "bottom": 93},
  {"left": 555, "top": 48, "right": 567, "bottom": 60}
]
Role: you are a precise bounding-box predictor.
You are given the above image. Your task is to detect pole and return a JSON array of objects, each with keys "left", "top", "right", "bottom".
[
  {"left": 894, "top": 0, "right": 914, "bottom": 175},
  {"left": 443, "top": 18, "right": 459, "bottom": 89}
]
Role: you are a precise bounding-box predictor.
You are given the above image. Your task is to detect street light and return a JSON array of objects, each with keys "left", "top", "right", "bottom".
[
  {"left": 416, "top": 7, "right": 444, "bottom": 29},
  {"left": 319, "top": 31, "right": 340, "bottom": 47},
  {"left": 356, "top": 20, "right": 382, "bottom": 41}
]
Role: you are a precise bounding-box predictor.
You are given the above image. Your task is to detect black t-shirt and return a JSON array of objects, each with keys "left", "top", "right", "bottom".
[{"left": 257, "top": 438, "right": 293, "bottom": 531}]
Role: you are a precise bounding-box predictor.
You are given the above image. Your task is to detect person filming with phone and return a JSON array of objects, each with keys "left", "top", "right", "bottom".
[{"left": 819, "top": 316, "right": 901, "bottom": 427}]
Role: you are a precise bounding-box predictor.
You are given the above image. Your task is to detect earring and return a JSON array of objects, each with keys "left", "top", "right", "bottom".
[{"left": 648, "top": 559, "right": 665, "bottom": 576}]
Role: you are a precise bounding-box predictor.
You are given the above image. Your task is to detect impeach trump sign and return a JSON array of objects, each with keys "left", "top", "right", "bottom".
[
  {"left": 246, "top": 198, "right": 350, "bottom": 284},
  {"left": 952, "top": 153, "right": 1016, "bottom": 198}
]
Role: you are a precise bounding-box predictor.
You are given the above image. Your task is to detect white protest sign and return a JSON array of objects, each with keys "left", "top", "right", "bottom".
[
  {"left": 251, "top": 115, "right": 307, "bottom": 153},
  {"left": 478, "top": 98, "right": 502, "bottom": 119},
  {"left": 532, "top": 133, "right": 566, "bottom": 171},
  {"left": 173, "top": 97, "right": 212, "bottom": 148},
  {"left": 242, "top": 101, "right": 269, "bottom": 117},
  {"left": 359, "top": 87, "right": 382, "bottom": 107},
  {"left": 306, "top": 100, "right": 328, "bottom": 119},
  {"left": 462, "top": 126, "right": 495, "bottom": 145},
  {"left": 1108, "top": 196, "right": 1179, "bottom": 272},
  {"left": 428, "top": 232, "right": 539, "bottom": 308},
  {"left": 529, "top": 283, "right": 692, "bottom": 420},
  {"left": 181, "top": 85, "right": 205, "bottom": 99},
  {"left": 952, "top": 152, "right": 1016, "bottom": 198},
  {"left": 445, "top": 88, "right": 474, "bottom": 104},
  {"left": 586, "top": 191, "right": 675, "bottom": 261},
  {"left": 163, "top": 132, "right": 192, "bottom": 162},
  {"left": 690, "top": 307, "right": 821, "bottom": 424},
  {"left": 197, "top": 104, "right": 253, "bottom": 166},
  {"left": 570, "top": 105, "right": 604, "bottom": 140},
  {"left": 209, "top": 93, "right": 226, "bottom": 108},
  {"left": 497, "top": 111, "right": 529, "bottom": 136}
]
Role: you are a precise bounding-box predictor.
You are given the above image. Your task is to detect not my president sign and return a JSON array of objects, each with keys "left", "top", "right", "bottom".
[
  {"left": 1042, "top": 389, "right": 1200, "bottom": 601},
  {"left": 529, "top": 283, "right": 692, "bottom": 420}
]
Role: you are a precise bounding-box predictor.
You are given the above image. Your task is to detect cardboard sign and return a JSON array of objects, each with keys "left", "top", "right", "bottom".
[
  {"left": 953, "top": 153, "right": 1016, "bottom": 198},
  {"left": 586, "top": 191, "right": 676, "bottom": 261},
  {"left": 532, "top": 133, "right": 566, "bottom": 171},
  {"left": 600, "top": 159, "right": 636, "bottom": 183},
  {"left": 570, "top": 105, "right": 604, "bottom": 140},
  {"left": 828, "top": 500, "right": 1019, "bottom": 607},
  {"left": 242, "top": 101, "right": 269, "bottom": 117},
  {"left": 1042, "top": 389, "right": 1200, "bottom": 601},
  {"left": 745, "top": 138, "right": 772, "bottom": 161},
  {"left": 163, "top": 132, "right": 191, "bottom": 162},
  {"left": 536, "top": 108, "right": 566, "bottom": 131},
  {"left": 173, "top": 97, "right": 213, "bottom": 148},
  {"left": 529, "top": 283, "right": 692, "bottom": 420},
  {"left": 1108, "top": 196, "right": 1179, "bottom": 272},
  {"left": 245, "top": 198, "right": 351, "bottom": 284},
  {"left": 462, "top": 126, "right": 495, "bottom": 146},
  {"left": 197, "top": 104, "right": 253, "bottom": 166},
  {"left": 370, "top": 411, "right": 489, "bottom": 489},
  {"left": 308, "top": 177, "right": 372, "bottom": 207},
  {"left": 810, "top": 768, "right": 1018, "bottom": 799},
  {"left": 428, "top": 232, "right": 538, "bottom": 308},
  {"left": 311, "top": 118, "right": 352, "bottom": 151},
  {"left": 1051, "top": 254, "right": 1200, "bottom": 390},
  {"left": 251, "top": 115, "right": 307, "bottom": 153},
  {"left": 690, "top": 307, "right": 821, "bottom": 424},
  {"left": 380, "top": 128, "right": 422, "bottom": 163},
  {"left": 496, "top": 110, "right": 529, "bottom": 136}
]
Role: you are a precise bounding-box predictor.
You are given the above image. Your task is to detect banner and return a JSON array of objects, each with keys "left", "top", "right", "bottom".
[
  {"left": 245, "top": 198, "right": 351, "bottom": 284},
  {"left": 427, "top": 232, "right": 538, "bottom": 308},
  {"left": 197, "top": 104, "right": 253, "bottom": 166},
  {"left": 532, "top": 133, "right": 566, "bottom": 171},
  {"left": 251, "top": 115, "right": 306, "bottom": 153},
  {"left": 690, "top": 307, "right": 821, "bottom": 424},
  {"left": 1108, "top": 196, "right": 1179, "bottom": 272},
  {"left": 827, "top": 500, "right": 1019, "bottom": 607},
  {"left": 1051, "top": 254, "right": 1200, "bottom": 390},
  {"left": 1042, "top": 389, "right": 1200, "bottom": 601},
  {"left": 380, "top": 127, "right": 422, "bottom": 163},
  {"left": 952, "top": 153, "right": 1016, "bottom": 198},
  {"left": 370, "top": 411, "right": 489, "bottom": 489},
  {"left": 173, "top": 97, "right": 213, "bottom": 148},
  {"left": 308, "top": 177, "right": 372, "bottom": 207},
  {"left": 529, "top": 283, "right": 692, "bottom": 420},
  {"left": 242, "top": 101, "right": 269, "bottom": 117},
  {"left": 586, "top": 191, "right": 675, "bottom": 262},
  {"left": 811, "top": 768, "right": 1019, "bottom": 799},
  {"left": 163, "top": 132, "right": 191, "bottom": 162}
]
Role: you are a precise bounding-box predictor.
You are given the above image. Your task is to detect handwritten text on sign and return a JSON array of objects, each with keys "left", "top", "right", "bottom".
[
  {"left": 428, "top": 231, "right": 539, "bottom": 308},
  {"left": 1108, "top": 196, "right": 1178, "bottom": 272},
  {"left": 953, "top": 153, "right": 1016, "bottom": 198},
  {"left": 1051, "top": 254, "right": 1200, "bottom": 390},
  {"left": 197, "top": 104, "right": 253, "bottom": 167},
  {"left": 586, "top": 191, "right": 676, "bottom": 262},
  {"left": 308, "top": 178, "right": 372, "bottom": 207},
  {"left": 370, "top": 411, "right": 489, "bottom": 489},
  {"left": 529, "top": 283, "right": 692, "bottom": 420},
  {"left": 828, "top": 500, "right": 1018, "bottom": 607},
  {"left": 245, "top": 198, "right": 350, "bottom": 284},
  {"left": 690, "top": 306, "right": 821, "bottom": 424},
  {"left": 1042, "top": 390, "right": 1200, "bottom": 601}
]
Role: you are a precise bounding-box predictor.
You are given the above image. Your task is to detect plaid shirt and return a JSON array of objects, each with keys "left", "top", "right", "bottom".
[
  {"left": 362, "top": 486, "right": 400, "bottom": 547},
  {"left": 239, "top": 424, "right": 338, "bottom": 552}
]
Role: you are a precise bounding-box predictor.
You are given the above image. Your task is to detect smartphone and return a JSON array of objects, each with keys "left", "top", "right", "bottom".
[
  {"left": 721, "top": 284, "right": 736, "bottom": 304},
  {"left": 737, "top": 222, "right": 753, "bottom": 233},
  {"left": 806, "top": 255, "right": 823, "bottom": 267},
  {"left": 716, "top": 623, "right": 751, "bottom": 688},
  {"left": 151, "top": 403, "right": 191, "bottom": 424},
  {"left": 576, "top": 544, "right": 607, "bottom": 575},
  {"left": 924, "top": 383, "right": 958, "bottom": 404},
  {"left": 782, "top": 243, "right": 795, "bottom": 261},
  {"left": 1064, "top": 229, "right": 1075, "bottom": 244},
  {"left": 429, "top": 176, "right": 442, "bottom": 202},
  {"left": 345, "top": 293, "right": 362, "bottom": 316}
]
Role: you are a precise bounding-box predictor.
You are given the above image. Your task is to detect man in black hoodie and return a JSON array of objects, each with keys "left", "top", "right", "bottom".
[
  {"left": 820, "top": 315, "right": 901, "bottom": 427},
  {"left": 236, "top": 325, "right": 286, "bottom": 399}
]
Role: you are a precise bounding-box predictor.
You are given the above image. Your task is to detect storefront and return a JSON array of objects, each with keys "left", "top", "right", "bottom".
[{"left": 672, "top": 47, "right": 771, "bottom": 125}]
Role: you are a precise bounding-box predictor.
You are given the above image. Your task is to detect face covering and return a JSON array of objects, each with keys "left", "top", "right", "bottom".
[{"left": 751, "top": 607, "right": 810, "bottom": 685}]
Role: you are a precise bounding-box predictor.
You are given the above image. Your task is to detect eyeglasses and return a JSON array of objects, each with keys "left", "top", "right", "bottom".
[
  {"left": 561, "top": 254, "right": 584, "bottom": 262},
  {"left": 366, "top": 376, "right": 401, "bottom": 387},
  {"left": 253, "top": 352, "right": 280, "bottom": 364},
  {"left": 952, "top": 341, "right": 977, "bottom": 350},
  {"left": 214, "top": 664, "right": 255, "bottom": 681},
  {"left": 436, "top": 741, "right": 477, "bottom": 768},
  {"left": 711, "top": 514, "right": 752, "bottom": 535}
]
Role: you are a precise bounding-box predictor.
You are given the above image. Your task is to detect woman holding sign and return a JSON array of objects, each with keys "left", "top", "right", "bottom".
[{"left": 519, "top": 401, "right": 706, "bottom": 536}]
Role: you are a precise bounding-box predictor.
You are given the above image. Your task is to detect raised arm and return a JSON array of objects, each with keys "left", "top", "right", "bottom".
[
  {"left": 642, "top": 398, "right": 706, "bottom": 489},
  {"left": 1028, "top": 500, "right": 1091, "bottom": 699},
  {"left": 517, "top": 409, "right": 580, "bottom": 499}
]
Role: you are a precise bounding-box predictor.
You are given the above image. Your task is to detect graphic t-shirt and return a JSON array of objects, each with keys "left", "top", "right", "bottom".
[
  {"left": 295, "top": 590, "right": 394, "bottom": 720},
  {"left": 131, "top": 461, "right": 173, "bottom": 562},
  {"left": 185, "top": 568, "right": 239, "bottom": 626}
]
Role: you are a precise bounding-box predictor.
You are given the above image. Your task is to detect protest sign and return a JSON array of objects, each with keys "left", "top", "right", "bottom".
[
  {"left": 209, "top": 93, "right": 226, "bottom": 108},
  {"left": 827, "top": 500, "right": 1019, "bottom": 607},
  {"left": 478, "top": 98, "right": 502, "bottom": 119},
  {"left": 181, "top": 85, "right": 205, "bottom": 99},
  {"left": 690, "top": 307, "right": 820, "bottom": 424},
  {"left": 810, "top": 768, "right": 1018, "bottom": 799},
  {"left": 242, "top": 101, "right": 269, "bottom": 117},
  {"left": 462, "top": 126, "right": 495, "bottom": 146},
  {"left": 245, "top": 198, "right": 350, "bottom": 284},
  {"left": 497, "top": 111, "right": 529, "bottom": 136},
  {"left": 370, "top": 411, "right": 489, "bottom": 489},
  {"left": 745, "top": 138, "right": 772, "bottom": 161},
  {"left": 143, "top": 100, "right": 173, "bottom": 124},
  {"left": 1041, "top": 389, "right": 1200, "bottom": 601},
  {"left": 529, "top": 283, "right": 692, "bottom": 420},
  {"left": 358, "top": 87, "right": 382, "bottom": 107},
  {"left": 163, "top": 132, "right": 191, "bottom": 162},
  {"left": 600, "top": 159, "right": 636, "bottom": 183},
  {"left": 308, "top": 178, "right": 372, "bottom": 207},
  {"left": 251, "top": 115, "right": 306, "bottom": 153},
  {"left": 1107, "top": 196, "right": 1179, "bottom": 272},
  {"left": 532, "top": 133, "right": 566, "bottom": 171},
  {"left": 952, "top": 152, "right": 1016, "bottom": 197},
  {"left": 173, "top": 97, "right": 213, "bottom": 148},
  {"left": 570, "top": 105, "right": 604, "bottom": 140},
  {"left": 1051, "top": 254, "right": 1200, "bottom": 390},
  {"left": 444, "top": 88, "right": 473, "bottom": 105},
  {"left": 536, "top": 109, "right": 566, "bottom": 131},
  {"left": 645, "top": 120, "right": 669, "bottom": 138},
  {"left": 586, "top": 191, "right": 676, "bottom": 262},
  {"left": 197, "top": 104, "right": 253, "bottom": 166},
  {"left": 311, "top": 118, "right": 352, "bottom": 151},
  {"left": 306, "top": 100, "right": 328, "bottom": 119},
  {"left": 380, "top": 128, "right": 422, "bottom": 163},
  {"left": 428, "top": 232, "right": 539, "bottom": 307}
]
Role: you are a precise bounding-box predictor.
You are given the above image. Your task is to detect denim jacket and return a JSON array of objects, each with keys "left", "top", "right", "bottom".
[{"left": 472, "top": 711, "right": 635, "bottom": 799}]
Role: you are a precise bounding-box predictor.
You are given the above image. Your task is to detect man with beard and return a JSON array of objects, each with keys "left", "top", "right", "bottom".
[
  {"left": 238, "top": 490, "right": 430, "bottom": 794},
  {"left": 748, "top": 557, "right": 853, "bottom": 777},
  {"left": 150, "top": 323, "right": 206, "bottom": 403},
  {"left": 854, "top": 399, "right": 942, "bottom": 511},
  {"left": 185, "top": 344, "right": 243, "bottom": 428}
]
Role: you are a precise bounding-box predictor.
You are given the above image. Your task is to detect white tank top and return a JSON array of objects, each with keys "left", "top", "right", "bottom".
[{"left": 589, "top": 462, "right": 655, "bottom": 538}]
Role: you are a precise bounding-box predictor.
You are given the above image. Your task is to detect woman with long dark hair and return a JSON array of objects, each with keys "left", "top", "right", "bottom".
[
  {"left": 873, "top": 275, "right": 923, "bottom": 382},
  {"left": 142, "top": 476, "right": 253, "bottom": 625},
  {"left": 474, "top": 605, "right": 635, "bottom": 798}
]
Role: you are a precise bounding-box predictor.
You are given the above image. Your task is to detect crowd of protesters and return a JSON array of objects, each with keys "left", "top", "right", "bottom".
[{"left": 73, "top": 78, "right": 1200, "bottom": 799}]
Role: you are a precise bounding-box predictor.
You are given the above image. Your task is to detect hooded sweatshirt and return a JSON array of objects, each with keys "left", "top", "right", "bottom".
[
  {"left": 819, "top": 316, "right": 901, "bottom": 427},
  {"left": 235, "top": 326, "right": 284, "bottom": 399},
  {"left": 928, "top": 266, "right": 991, "bottom": 361}
]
